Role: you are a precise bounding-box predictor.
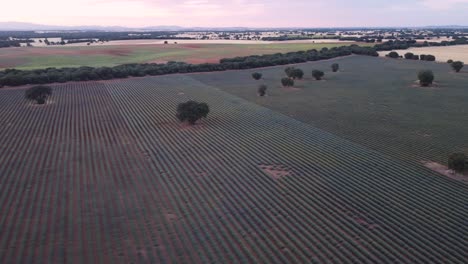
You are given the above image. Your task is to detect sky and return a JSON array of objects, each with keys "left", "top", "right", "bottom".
[{"left": 3, "top": 0, "right": 468, "bottom": 27}]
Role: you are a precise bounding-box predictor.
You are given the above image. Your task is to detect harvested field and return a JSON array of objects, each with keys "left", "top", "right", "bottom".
[
  {"left": 378, "top": 44, "right": 468, "bottom": 63},
  {"left": 0, "top": 42, "right": 373, "bottom": 70}
]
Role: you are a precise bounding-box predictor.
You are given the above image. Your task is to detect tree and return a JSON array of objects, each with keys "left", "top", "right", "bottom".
[
  {"left": 448, "top": 153, "right": 466, "bottom": 173},
  {"left": 331, "top": 63, "right": 339, "bottom": 72},
  {"left": 404, "top": 52, "right": 414, "bottom": 59},
  {"left": 291, "top": 68, "right": 304, "bottom": 79},
  {"left": 25, "top": 85, "right": 52, "bottom": 104},
  {"left": 418, "top": 70, "right": 434, "bottom": 87},
  {"left": 281, "top": 77, "right": 294, "bottom": 87},
  {"left": 451, "top": 61, "right": 464, "bottom": 72},
  {"left": 252, "top": 72, "right": 262, "bottom": 80},
  {"left": 424, "top": 55, "right": 436, "bottom": 61},
  {"left": 312, "top": 70, "right": 325, "bottom": 80},
  {"left": 387, "top": 51, "right": 399, "bottom": 58},
  {"left": 176, "top": 101, "right": 210, "bottom": 125},
  {"left": 447, "top": 59, "right": 454, "bottom": 64},
  {"left": 285, "top": 67, "right": 295, "bottom": 78},
  {"left": 258, "top": 84, "right": 267, "bottom": 96}
]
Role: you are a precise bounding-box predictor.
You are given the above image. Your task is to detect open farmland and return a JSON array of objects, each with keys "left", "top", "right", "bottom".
[
  {"left": 0, "top": 42, "right": 372, "bottom": 70},
  {"left": 0, "top": 68, "right": 467, "bottom": 263},
  {"left": 378, "top": 44, "right": 468, "bottom": 62},
  {"left": 192, "top": 55, "right": 468, "bottom": 167}
]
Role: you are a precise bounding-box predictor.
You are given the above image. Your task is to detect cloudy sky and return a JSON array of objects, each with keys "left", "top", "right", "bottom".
[{"left": 3, "top": 0, "right": 468, "bottom": 27}]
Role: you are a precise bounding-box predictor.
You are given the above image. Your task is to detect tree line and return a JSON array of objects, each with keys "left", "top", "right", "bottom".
[
  {"left": 2, "top": 38, "right": 461, "bottom": 87},
  {"left": 0, "top": 44, "right": 377, "bottom": 87}
]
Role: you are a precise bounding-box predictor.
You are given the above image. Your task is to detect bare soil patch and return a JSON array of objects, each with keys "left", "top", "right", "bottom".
[
  {"left": 422, "top": 161, "right": 468, "bottom": 184},
  {"left": 258, "top": 164, "right": 293, "bottom": 180}
]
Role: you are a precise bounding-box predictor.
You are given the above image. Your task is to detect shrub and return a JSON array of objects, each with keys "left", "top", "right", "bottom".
[
  {"left": 418, "top": 70, "right": 434, "bottom": 87},
  {"left": 25, "top": 85, "right": 52, "bottom": 104},
  {"left": 252, "top": 72, "right": 262, "bottom": 80},
  {"left": 281, "top": 77, "right": 294, "bottom": 87},
  {"left": 420, "top": 54, "right": 427, "bottom": 60},
  {"left": 404, "top": 52, "right": 414, "bottom": 59},
  {"left": 447, "top": 59, "right": 454, "bottom": 64},
  {"left": 331, "top": 63, "right": 339, "bottom": 72},
  {"left": 312, "top": 70, "right": 325, "bottom": 80},
  {"left": 176, "top": 101, "right": 210, "bottom": 125},
  {"left": 448, "top": 153, "right": 466, "bottom": 173},
  {"left": 387, "top": 51, "right": 399, "bottom": 58},
  {"left": 451, "top": 61, "right": 464, "bottom": 72},
  {"left": 412, "top": 55, "right": 420, "bottom": 60},
  {"left": 258, "top": 84, "right": 267, "bottom": 96}
]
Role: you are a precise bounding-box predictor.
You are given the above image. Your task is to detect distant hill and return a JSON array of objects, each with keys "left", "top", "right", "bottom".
[
  {"left": 1, "top": 21, "right": 468, "bottom": 32},
  {"left": 0, "top": 22, "right": 252, "bottom": 32}
]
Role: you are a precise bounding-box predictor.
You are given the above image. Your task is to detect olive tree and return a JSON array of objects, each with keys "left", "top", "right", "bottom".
[
  {"left": 252, "top": 72, "right": 262, "bottom": 80},
  {"left": 176, "top": 101, "right": 210, "bottom": 125},
  {"left": 404, "top": 52, "right": 414, "bottom": 59},
  {"left": 451, "top": 61, "right": 464, "bottom": 73},
  {"left": 387, "top": 51, "right": 399, "bottom": 58},
  {"left": 25, "top": 85, "right": 52, "bottom": 104},
  {"left": 448, "top": 153, "right": 466, "bottom": 173},
  {"left": 258, "top": 84, "right": 267, "bottom": 96},
  {"left": 331, "top": 63, "right": 339, "bottom": 72},
  {"left": 418, "top": 70, "right": 434, "bottom": 87},
  {"left": 281, "top": 77, "right": 294, "bottom": 87},
  {"left": 312, "top": 70, "right": 325, "bottom": 80}
]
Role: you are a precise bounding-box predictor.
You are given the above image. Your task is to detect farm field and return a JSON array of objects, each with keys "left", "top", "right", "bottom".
[
  {"left": 192, "top": 55, "right": 468, "bottom": 167},
  {"left": 0, "top": 70, "right": 467, "bottom": 263},
  {"left": 0, "top": 42, "right": 372, "bottom": 70},
  {"left": 378, "top": 44, "right": 468, "bottom": 62}
]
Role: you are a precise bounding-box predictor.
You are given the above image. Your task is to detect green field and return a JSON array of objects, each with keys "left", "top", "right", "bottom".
[
  {"left": 0, "top": 42, "right": 373, "bottom": 70},
  {"left": 192, "top": 55, "right": 468, "bottom": 166},
  {"left": 0, "top": 55, "right": 467, "bottom": 262}
]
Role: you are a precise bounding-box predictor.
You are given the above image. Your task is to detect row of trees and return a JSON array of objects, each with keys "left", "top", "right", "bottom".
[
  {"left": 386, "top": 51, "right": 437, "bottom": 62},
  {"left": 0, "top": 45, "right": 378, "bottom": 87}
]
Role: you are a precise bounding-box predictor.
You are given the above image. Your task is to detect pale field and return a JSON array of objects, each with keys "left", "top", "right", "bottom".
[
  {"left": 66, "top": 38, "right": 354, "bottom": 46},
  {"left": 378, "top": 44, "right": 468, "bottom": 62}
]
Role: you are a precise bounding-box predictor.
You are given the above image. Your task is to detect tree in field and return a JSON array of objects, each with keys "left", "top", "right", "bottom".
[
  {"left": 258, "top": 84, "right": 267, "bottom": 96},
  {"left": 285, "top": 67, "right": 294, "bottom": 78},
  {"left": 281, "top": 77, "right": 294, "bottom": 87},
  {"left": 451, "top": 61, "right": 464, "bottom": 72},
  {"left": 404, "top": 52, "right": 414, "bottom": 59},
  {"left": 387, "top": 51, "right": 399, "bottom": 58},
  {"left": 448, "top": 153, "right": 466, "bottom": 173},
  {"left": 176, "top": 101, "right": 210, "bottom": 125},
  {"left": 25, "top": 85, "right": 52, "bottom": 104},
  {"left": 447, "top": 59, "right": 454, "bottom": 64},
  {"left": 312, "top": 70, "right": 325, "bottom": 80},
  {"left": 252, "top": 72, "right": 262, "bottom": 80},
  {"left": 418, "top": 70, "right": 434, "bottom": 87},
  {"left": 284, "top": 67, "right": 304, "bottom": 79},
  {"left": 331, "top": 63, "right": 339, "bottom": 72},
  {"left": 291, "top": 68, "right": 304, "bottom": 79}
]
